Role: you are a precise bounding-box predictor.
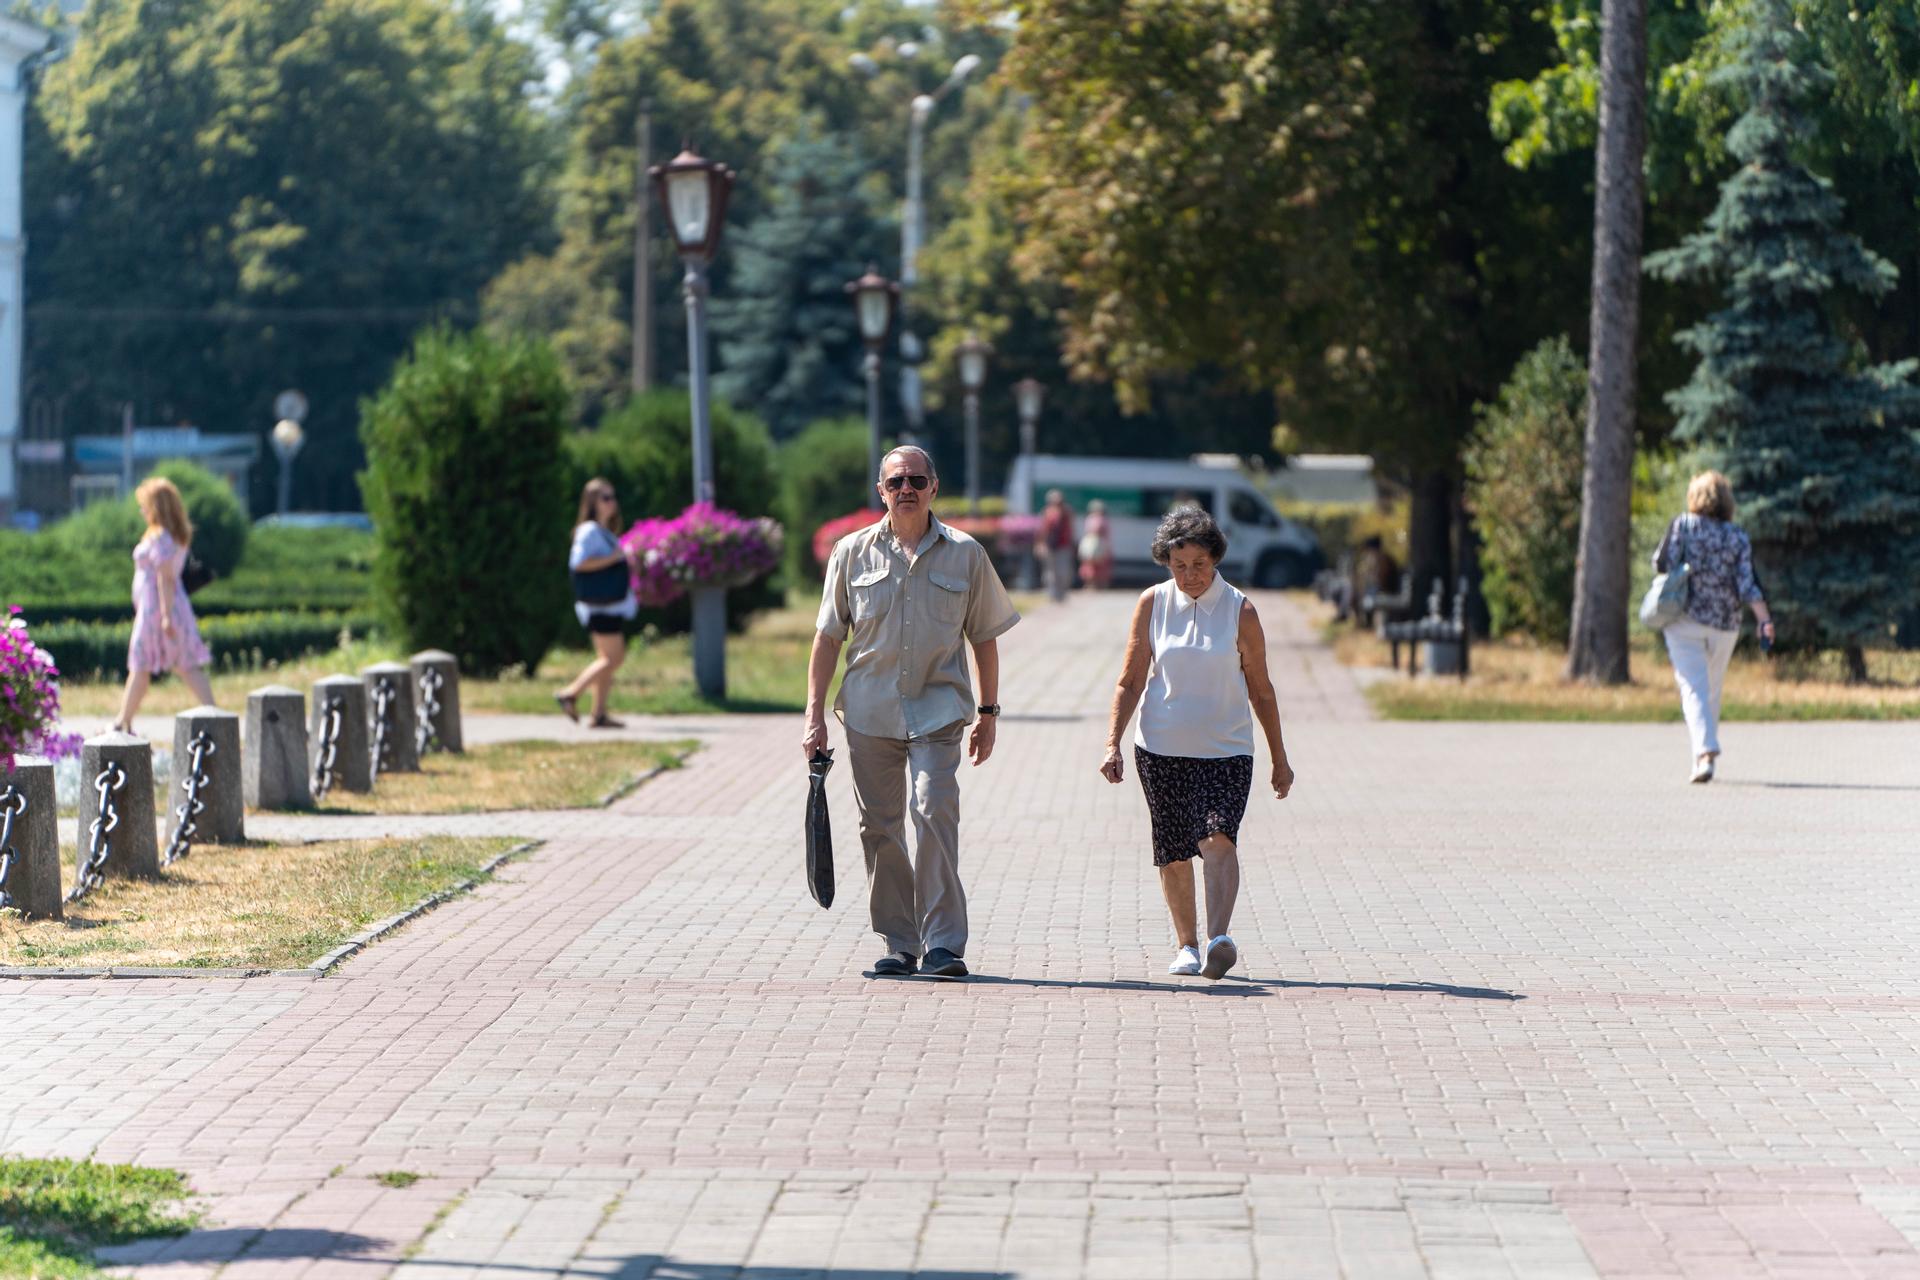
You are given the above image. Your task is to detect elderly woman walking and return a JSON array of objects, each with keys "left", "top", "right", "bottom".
[
  {"left": 1653, "top": 470, "right": 1773, "bottom": 783},
  {"left": 1099, "top": 506, "right": 1295, "bottom": 980}
]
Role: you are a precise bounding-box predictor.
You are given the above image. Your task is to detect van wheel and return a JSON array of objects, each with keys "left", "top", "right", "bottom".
[{"left": 1254, "top": 551, "right": 1308, "bottom": 589}]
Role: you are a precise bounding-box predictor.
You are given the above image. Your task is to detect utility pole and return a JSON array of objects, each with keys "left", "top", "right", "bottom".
[{"left": 631, "top": 100, "right": 654, "bottom": 394}]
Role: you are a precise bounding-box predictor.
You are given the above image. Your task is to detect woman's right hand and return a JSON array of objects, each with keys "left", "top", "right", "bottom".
[
  {"left": 1098, "top": 746, "right": 1124, "bottom": 784},
  {"left": 161, "top": 615, "right": 177, "bottom": 639}
]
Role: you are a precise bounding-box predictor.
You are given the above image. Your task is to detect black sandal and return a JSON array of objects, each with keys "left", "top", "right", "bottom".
[
  {"left": 554, "top": 692, "right": 579, "bottom": 723},
  {"left": 590, "top": 713, "right": 625, "bottom": 729}
]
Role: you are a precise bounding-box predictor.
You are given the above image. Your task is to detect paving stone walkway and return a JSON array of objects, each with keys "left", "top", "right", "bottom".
[{"left": 8, "top": 589, "right": 1920, "bottom": 1278}]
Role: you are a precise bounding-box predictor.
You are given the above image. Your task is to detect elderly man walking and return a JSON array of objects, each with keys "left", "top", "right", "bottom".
[{"left": 803, "top": 446, "right": 1020, "bottom": 979}]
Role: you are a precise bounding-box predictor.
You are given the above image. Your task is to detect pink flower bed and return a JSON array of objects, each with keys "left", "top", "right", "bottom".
[
  {"left": 2, "top": 608, "right": 82, "bottom": 773},
  {"left": 620, "top": 503, "right": 784, "bottom": 608}
]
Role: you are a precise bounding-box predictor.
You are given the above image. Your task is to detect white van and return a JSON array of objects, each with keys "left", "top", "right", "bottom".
[{"left": 1004, "top": 454, "right": 1322, "bottom": 587}]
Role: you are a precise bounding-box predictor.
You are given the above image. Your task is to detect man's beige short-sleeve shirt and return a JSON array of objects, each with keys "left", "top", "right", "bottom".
[{"left": 816, "top": 515, "right": 1020, "bottom": 740}]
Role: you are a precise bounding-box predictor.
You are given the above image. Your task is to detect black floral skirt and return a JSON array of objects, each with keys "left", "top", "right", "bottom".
[{"left": 1133, "top": 746, "right": 1253, "bottom": 866}]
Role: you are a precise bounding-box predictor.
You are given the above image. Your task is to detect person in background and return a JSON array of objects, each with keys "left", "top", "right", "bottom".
[
  {"left": 1351, "top": 534, "right": 1401, "bottom": 626},
  {"left": 112, "top": 477, "right": 216, "bottom": 732},
  {"left": 1078, "top": 499, "right": 1115, "bottom": 590},
  {"left": 1099, "top": 506, "right": 1295, "bottom": 981},
  {"left": 556, "top": 477, "right": 636, "bottom": 729},
  {"left": 1652, "top": 469, "right": 1773, "bottom": 784},
  {"left": 1040, "top": 488, "right": 1077, "bottom": 603}
]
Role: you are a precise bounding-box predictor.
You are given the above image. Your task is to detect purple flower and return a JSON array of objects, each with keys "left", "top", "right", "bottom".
[{"left": 618, "top": 504, "right": 784, "bottom": 607}]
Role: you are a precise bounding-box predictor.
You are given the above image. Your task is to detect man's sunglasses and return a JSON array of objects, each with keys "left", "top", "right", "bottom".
[{"left": 884, "top": 474, "right": 931, "bottom": 493}]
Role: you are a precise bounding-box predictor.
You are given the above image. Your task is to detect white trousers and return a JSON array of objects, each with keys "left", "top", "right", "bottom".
[{"left": 1664, "top": 618, "right": 1739, "bottom": 758}]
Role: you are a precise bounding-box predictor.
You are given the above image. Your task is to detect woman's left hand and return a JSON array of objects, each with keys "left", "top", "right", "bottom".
[
  {"left": 161, "top": 615, "right": 177, "bottom": 639},
  {"left": 1271, "top": 759, "right": 1294, "bottom": 799}
]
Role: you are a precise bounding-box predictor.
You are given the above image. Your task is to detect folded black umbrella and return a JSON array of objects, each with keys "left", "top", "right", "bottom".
[{"left": 805, "top": 748, "right": 835, "bottom": 909}]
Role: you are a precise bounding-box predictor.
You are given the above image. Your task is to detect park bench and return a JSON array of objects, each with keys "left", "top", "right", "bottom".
[
  {"left": 1361, "top": 571, "right": 1414, "bottom": 631},
  {"left": 1382, "top": 576, "right": 1472, "bottom": 680}
]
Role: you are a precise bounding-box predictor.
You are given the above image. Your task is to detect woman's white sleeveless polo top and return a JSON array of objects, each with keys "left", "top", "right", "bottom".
[{"left": 1134, "top": 573, "right": 1255, "bottom": 758}]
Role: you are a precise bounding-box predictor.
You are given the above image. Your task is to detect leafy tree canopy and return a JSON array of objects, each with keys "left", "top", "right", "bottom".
[{"left": 25, "top": 0, "right": 556, "bottom": 512}]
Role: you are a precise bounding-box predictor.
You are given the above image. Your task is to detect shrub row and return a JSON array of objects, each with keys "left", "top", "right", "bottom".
[{"left": 35, "top": 611, "right": 379, "bottom": 680}]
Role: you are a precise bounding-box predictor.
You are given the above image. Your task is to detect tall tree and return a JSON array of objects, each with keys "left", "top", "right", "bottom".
[
  {"left": 510, "top": 0, "right": 1002, "bottom": 419},
  {"left": 710, "top": 129, "right": 893, "bottom": 439},
  {"left": 980, "top": 0, "right": 1590, "bottom": 589},
  {"left": 25, "top": 0, "right": 554, "bottom": 512},
  {"left": 1646, "top": 0, "right": 1920, "bottom": 680},
  {"left": 1565, "top": 0, "right": 1648, "bottom": 683}
]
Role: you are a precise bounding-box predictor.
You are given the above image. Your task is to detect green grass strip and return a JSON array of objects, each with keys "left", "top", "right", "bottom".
[{"left": 0, "top": 1157, "right": 197, "bottom": 1279}]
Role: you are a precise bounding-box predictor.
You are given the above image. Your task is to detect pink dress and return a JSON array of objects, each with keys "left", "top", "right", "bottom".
[{"left": 128, "top": 531, "right": 212, "bottom": 673}]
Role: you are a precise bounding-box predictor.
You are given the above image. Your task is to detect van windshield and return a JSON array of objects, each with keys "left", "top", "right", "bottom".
[{"left": 1030, "top": 484, "right": 1215, "bottom": 516}]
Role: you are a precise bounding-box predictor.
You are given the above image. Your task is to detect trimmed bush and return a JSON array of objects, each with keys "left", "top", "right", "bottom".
[
  {"left": 360, "top": 326, "right": 573, "bottom": 676},
  {"left": 564, "top": 390, "right": 780, "bottom": 524},
  {"left": 779, "top": 417, "right": 873, "bottom": 582},
  {"left": 1464, "top": 336, "right": 1587, "bottom": 643},
  {"left": 38, "top": 458, "right": 249, "bottom": 586},
  {"left": 33, "top": 611, "right": 377, "bottom": 679}
]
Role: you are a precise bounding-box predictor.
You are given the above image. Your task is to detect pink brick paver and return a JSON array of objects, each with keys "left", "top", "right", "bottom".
[{"left": 10, "top": 589, "right": 1920, "bottom": 1278}]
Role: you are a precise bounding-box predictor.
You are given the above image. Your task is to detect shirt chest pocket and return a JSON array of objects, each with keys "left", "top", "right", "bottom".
[
  {"left": 927, "top": 572, "right": 968, "bottom": 625},
  {"left": 850, "top": 567, "right": 896, "bottom": 625}
]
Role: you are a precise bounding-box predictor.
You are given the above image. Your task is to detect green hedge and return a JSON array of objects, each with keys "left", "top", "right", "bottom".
[
  {"left": 6, "top": 524, "right": 376, "bottom": 625},
  {"left": 35, "top": 611, "right": 378, "bottom": 680}
]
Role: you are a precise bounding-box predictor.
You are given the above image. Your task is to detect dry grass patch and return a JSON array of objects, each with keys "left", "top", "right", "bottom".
[
  {"left": 0, "top": 835, "right": 518, "bottom": 970},
  {"left": 311, "top": 740, "right": 691, "bottom": 815},
  {"left": 1302, "top": 595, "right": 1920, "bottom": 721}
]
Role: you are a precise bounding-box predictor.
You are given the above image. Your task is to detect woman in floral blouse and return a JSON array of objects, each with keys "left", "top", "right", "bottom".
[{"left": 1651, "top": 470, "right": 1774, "bottom": 783}]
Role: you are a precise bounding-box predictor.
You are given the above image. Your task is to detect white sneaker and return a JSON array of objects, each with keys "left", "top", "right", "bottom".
[
  {"left": 1202, "top": 934, "right": 1239, "bottom": 980},
  {"left": 1690, "top": 755, "right": 1715, "bottom": 784},
  {"left": 1167, "top": 945, "right": 1203, "bottom": 976}
]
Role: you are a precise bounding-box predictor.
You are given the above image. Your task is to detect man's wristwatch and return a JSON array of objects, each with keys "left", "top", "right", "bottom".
[{"left": 977, "top": 704, "right": 1000, "bottom": 716}]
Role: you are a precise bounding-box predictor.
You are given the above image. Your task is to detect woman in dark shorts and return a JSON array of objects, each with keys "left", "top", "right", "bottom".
[
  {"left": 555, "top": 477, "right": 635, "bottom": 728},
  {"left": 1098, "top": 507, "right": 1295, "bottom": 979}
]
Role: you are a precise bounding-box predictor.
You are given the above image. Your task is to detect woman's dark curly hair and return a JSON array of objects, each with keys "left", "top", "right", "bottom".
[{"left": 1150, "top": 505, "right": 1227, "bottom": 565}]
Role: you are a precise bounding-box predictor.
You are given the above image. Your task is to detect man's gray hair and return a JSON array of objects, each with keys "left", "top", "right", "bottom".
[{"left": 879, "top": 445, "right": 938, "bottom": 480}]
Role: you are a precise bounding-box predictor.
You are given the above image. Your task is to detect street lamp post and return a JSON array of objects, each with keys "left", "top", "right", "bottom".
[
  {"left": 846, "top": 265, "right": 900, "bottom": 510},
  {"left": 650, "top": 143, "right": 735, "bottom": 700},
  {"left": 1011, "top": 378, "right": 1044, "bottom": 589},
  {"left": 852, "top": 50, "right": 981, "bottom": 444},
  {"left": 270, "top": 419, "right": 305, "bottom": 519},
  {"left": 955, "top": 332, "right": 991, "bottom": 516}
]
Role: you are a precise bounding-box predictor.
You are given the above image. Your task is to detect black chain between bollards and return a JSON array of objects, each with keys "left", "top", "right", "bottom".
[
  {"left": 67, "top": 762, "right": 127, "bottom": 904},
  {"left": 370, "top": 677, "right": 396, "bottom": 784},
  {"left": 0, "top": 785, "right": 25, "bottom": 912},
  {"left": 161, "top": 731, "right": 214, "bottom": 867},
  {"left": 312, "top": 693, "right": 344, "bottom": 799},
  {"left": 415, "top": 666, "right": 443, "bottom": 757}
]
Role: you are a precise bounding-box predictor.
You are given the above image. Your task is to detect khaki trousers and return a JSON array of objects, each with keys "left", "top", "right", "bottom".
[{"left": 845, "top": 721, "right": 967, "bottom": 957}]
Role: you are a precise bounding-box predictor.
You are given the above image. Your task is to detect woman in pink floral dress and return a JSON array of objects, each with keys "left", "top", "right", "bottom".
[{"left": 112, "top": 477, "right": 216, "bottom": 732}]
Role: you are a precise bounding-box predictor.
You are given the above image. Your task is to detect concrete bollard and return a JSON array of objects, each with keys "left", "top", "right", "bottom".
[
  {"left": 361, "top": 662, "right": 419, "bottom": 776},
  {"left": 2, "top": 756, "right": 62, "bottom": 920},
  {"left": 168, "top": 707, "right": 244, "bottom": 851},
  {"left": 309, "top": 676, "right": 371, "bottom": 795},
  {"left": 76, "top": 731, "right": 158, "bottom": 886},
  {"left": 409, "top": 649, "right": 462, "bottom": 754},
  {"left": 245, "top": 686, "right": 312, "bottom": 810}
]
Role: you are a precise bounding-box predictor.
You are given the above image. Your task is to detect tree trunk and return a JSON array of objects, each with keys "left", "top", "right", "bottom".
[
  {"left": 1565, "top": 0, "right": 1648, "bottom": 685},
  {"left": 1408, "top": 470, "right": 1454, "bottom": 616},
  {"left": 1844, "top": 643, "right": 1868, "bottom": 684}
]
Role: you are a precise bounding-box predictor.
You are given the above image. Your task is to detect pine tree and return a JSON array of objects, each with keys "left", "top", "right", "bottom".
[
  {"left": 711, "top": 128, "right": 893, "bottom": 440},
  {"left": 1647, "top": 0, "right": 1920, "bottom": 680}
]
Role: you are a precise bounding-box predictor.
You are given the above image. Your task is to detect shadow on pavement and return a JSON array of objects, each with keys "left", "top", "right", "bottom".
[
  {"left": 870, "top": 973, "right": 1524, "bottom": 1000},
  {"left": 1720, "top": 781, "right": 1920, "bottom": 792}
]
